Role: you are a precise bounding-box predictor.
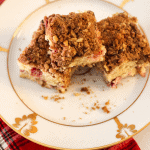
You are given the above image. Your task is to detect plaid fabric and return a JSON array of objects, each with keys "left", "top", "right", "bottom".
[
  {"left": 0, "top": 118, "right": 140, "bottom": 150},
  {"left": 0, "top": 0, "right": 4, "bottom": 5}
]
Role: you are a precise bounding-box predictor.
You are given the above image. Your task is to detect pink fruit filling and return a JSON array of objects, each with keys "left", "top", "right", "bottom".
[
  {"left": 110, "top": 77, "right": 122, "bottom": 88},
  {"left": 31, "top": 68, "right": 42, "bottom": 77}
]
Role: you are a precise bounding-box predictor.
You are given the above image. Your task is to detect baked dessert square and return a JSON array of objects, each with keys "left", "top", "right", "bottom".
[
  {"left": 96, "top": 12, "right": 150, "bottom": 88},
  {"left": 44, "top": 11, "right": 106, "bottom": 71},
  {"left": 18, "top": 21, "right": 76, "bottom": 93}
]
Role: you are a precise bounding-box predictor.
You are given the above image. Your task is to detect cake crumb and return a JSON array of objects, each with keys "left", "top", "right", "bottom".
[
  {"left": 42, "top": 95, "right": 48, "bottom": 100},
  {"left": 50, "top": 95, "right": 65, "bottom": 101},
  {"left": 79, "top": 117, "right": 82, "bottom": 120},
  {"left": 96, "top": 106, "right": 100, "bottom": 109},
  {"left": 19, "top": 48, "right": 21, "bottom": 51},
  {"left": 72, "top": 120, "right": 75, "bottom": 122},
  {"left": 83, "top": 112, "right": 88, "bottom": 114},
  {"left": 81, "top": 87, "right": 90, "bottom": 94},
  {"left": 91, "top": 107, "right": 96, "bottom": 110},
  {"left": 105, "top": 100, "right": 110, "bottom": 105},
  {"left": 61, "top": 107, "right": 63, "bottom": 109},
  {"left": 63, "top": 117, "right": 66, "bottom": 120},
  {"left": 74, "top": 93, "right": 81, "bottom": 96},
  {"left": 102, "top": 106, "right": 110, "bottom": 114}
]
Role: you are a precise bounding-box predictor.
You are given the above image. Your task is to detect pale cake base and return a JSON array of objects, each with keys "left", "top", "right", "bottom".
[
  {"left": 97, "top": 61, "right": 149, "bottom": 88},
  {"left": 18, "top": 61, "right": 76, "bottom": 93}
]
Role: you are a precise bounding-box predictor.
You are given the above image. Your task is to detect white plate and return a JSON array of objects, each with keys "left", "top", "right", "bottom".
[{"left": 0, "top": 0, "right": 150, "bottom": 149}]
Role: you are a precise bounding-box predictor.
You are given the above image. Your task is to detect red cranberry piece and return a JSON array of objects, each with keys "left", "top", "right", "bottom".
[{"left": 31, "top": 68, "right": 42, "bottom": 77}]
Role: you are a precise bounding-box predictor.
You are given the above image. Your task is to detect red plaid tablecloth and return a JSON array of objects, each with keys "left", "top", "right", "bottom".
[{"left": 0, "top": 0, "right": 141, "bottom": 149}]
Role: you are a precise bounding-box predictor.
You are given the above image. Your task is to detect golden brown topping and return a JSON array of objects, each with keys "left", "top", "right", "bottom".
[
  {"left": 97, "top": 12, "right": 150, "bottom": 73},
  {"left": 18, "top": 20, "right": 51, "bottom": 71},
  {"left": 44, "top": 11, "right": 103, "bottom": 69}
]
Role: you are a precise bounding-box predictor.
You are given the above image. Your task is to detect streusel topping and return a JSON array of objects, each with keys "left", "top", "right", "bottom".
[
  {"left": 97, "top": 12, "right": 150, "bottom": 73},
  {"left": 18, "top": 20, "right": 51, "bottom": 72},
  {"left": 44, "top": 11, "right": 103, "bottom": 69}
]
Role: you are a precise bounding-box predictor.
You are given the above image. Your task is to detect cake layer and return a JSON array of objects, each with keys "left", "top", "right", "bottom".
[
  {"left": 18, "top": 62, "right": 76, "bottom": 93},
  {"left": 97, "top": 61, "right": 149, "bottom": 88},
  {"left": 18, "top": 20, "right": 76, "bottom": 93},
  {"left": 44, "top": 11, "right": 106, "bottom": 71}
]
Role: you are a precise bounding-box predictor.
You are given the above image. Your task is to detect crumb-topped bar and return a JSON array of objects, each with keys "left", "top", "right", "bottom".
[
  {"left": 18, "top": 21, "right": 76, "bottom": 93},
  {"left": 97, "top": 12, "right": 150, "bottom": 88},
  {"left": 44, "top": 11, "right": 106, "bottom": 71}
]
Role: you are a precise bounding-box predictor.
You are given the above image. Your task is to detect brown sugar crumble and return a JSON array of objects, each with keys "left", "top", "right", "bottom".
[
  {"left": 42, "top": 95, "right": 48, "bottom": 100},
  {"left": 102, "top": 106, "right": 110, "bottom": 114},
  {"left": 97, "top": 12, "right": 150, "bottom": 73},
  {"left": 81, "top": 87, "right": 90, "bottom": 94},
  {"left": 50, "top": 95, "right": 65, "bottom": 101},
  {"left": 18, "top": 20, "right": 51, "bottom": 71},
  {"left": 44, "top": 11, "right": 104, "bottom": 70}
]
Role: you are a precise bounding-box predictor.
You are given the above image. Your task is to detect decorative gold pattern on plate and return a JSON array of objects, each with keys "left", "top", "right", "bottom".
[
  {"left": 13, "top": 113, "right": 38, "bottom": 136},
  {"left": 120, "top": 0, "right": 134, "bottom": 8},
  {"left": 0, "top": 46, "right": 8, "bottom": 52},
  {"left": 114, "top": 117, "right": 137, "bottom": 140}
]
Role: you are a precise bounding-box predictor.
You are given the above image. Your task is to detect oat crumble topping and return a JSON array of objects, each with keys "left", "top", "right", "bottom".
[
  {"left": 44, "top": 11, "right": 104, "bottom": 69},
  {"left": 97, "top": 12, "right": 150, "bottom": 73}
]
